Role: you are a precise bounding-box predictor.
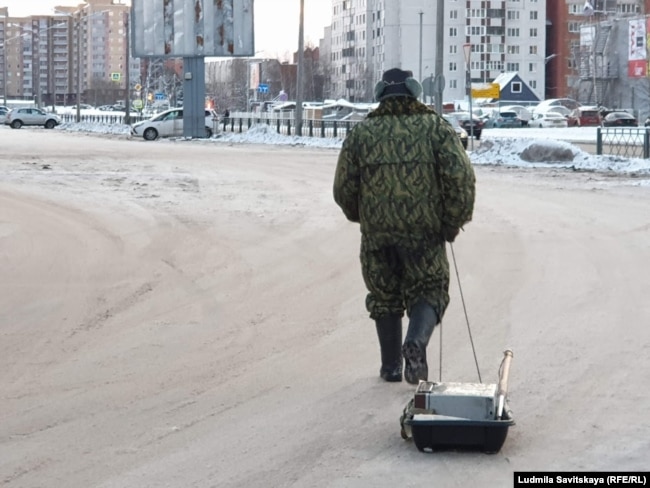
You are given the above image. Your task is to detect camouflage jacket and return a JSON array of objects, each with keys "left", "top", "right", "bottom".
[{"left": 333, "top": 98, "right": 476, "bottom": 243}]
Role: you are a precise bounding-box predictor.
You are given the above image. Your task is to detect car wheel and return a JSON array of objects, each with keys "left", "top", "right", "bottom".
[
  {"left": 204, "top": 126, "right": 213, "bottom": 138},
  {"left": 45, "top": 119, "right": 57, "bottom": 129},
  {"left": 10, "top": 120, "right": 23, "bottom": 129},
  {"left": 143, "top": 127, "right": 158, "bottom": 140}
]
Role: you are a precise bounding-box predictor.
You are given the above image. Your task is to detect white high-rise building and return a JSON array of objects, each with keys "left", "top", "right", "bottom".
[{"left": 329, "top": 0, "right": 548, "bottom": 103}]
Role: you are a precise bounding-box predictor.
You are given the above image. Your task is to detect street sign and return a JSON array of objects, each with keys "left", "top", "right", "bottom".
[
  {"left": 155, "top": 92, "right": 165, "bottom": 100},
  {"left": 134, "top": 83, "right": 142, "bottom": 91},
  {"left": 257, "top": 83, "right": 269, "bottom": 94},
  {"left": 111, "top": 72, "right": 121, "bottom": 81},
  {"left": 471, "top": 83, "right": 500, "bottom": 99}
]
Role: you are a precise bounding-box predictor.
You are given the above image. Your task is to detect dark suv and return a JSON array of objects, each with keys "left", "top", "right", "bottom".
[{"left": 448, "top": 112, "right": 483, "bottom": 140}]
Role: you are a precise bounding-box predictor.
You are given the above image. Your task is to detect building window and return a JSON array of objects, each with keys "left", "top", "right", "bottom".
[
  {"left": 487, "top": 8, "right": 505, "bottom": 18},
  {"left": 449, "top": 9, "right": 458, "bottom": 19},
  {"left": 511, "top": 81, "right": 522, "bottom": 93},
  {"left": 618, "top": 3, "right": 638, "bottom": 14},
  {"left": 487, "top": 25, "right": 504, "bottom": 36},
  {"left": 530, "top": 11, "right": 538, "bottom": 20},
  {"left": 530, "top": 28, "right": 538, "bottom": 37},
  {"left": 506, "top": 28, "right": 520, "bottom": 37},
  {"left": 529, "top": 45, "right": 538, "bottom": 55},
  {"left": 466, "top": 25, "right": 486, "bottom": 36},
  {"left": 467, "top": 8, "right": 486, "bottom": 18},
  {"left": 486, "top": 60, "right": 504, "bottom": 71},
  {"left": 507, "top": 45, "right": 520, "bottom": 54},
  {"left": 449, "top": 62, "right": 458, "bottom": 72},
  {"left": 449, "top": 27, "right": 457, "bottom": 37},
  {"left": 507, "top": 10, "right": 520, "bottom": 20}
]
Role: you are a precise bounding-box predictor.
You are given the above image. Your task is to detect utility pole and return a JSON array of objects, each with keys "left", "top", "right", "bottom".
[
  {"left": 76, "top": 12, "right": 81, "bottom": 122},
  {"left": 295, "top": 0, "right": 304, "bottom": 136},
  {"left": 418, "top": 10, "right": 423, "bottom": 99},
  {"left": 434, "top": 0, "right": 444, "bottom": 114},
  {"left": 124, "top": 10, "right": 130, "bottom": 125}
]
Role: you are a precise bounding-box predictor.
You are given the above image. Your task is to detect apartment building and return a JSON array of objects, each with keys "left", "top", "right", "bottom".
[
  {"left": 0, "top": 0, "right": 138, "bottom": 106},
  {"left": 329, "top": 0, "right": 548, "bottom": 103},
  {"left": 547, "top": 0, "right": 650, "bottom": 105}
]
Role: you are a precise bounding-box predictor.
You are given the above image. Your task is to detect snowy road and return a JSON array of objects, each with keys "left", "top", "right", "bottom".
[{"left": 1, "top": 130, "right": 649, "bottom": 487}]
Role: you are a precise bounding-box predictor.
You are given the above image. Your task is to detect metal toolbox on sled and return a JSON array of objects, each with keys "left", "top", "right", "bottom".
[{"left": 400, "top": 350, "right": 515, "bottom": 453}]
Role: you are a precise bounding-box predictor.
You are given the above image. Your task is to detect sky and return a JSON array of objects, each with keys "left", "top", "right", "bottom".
[{"left": 0, "top": 0, "right": 332, "bottom": 59}]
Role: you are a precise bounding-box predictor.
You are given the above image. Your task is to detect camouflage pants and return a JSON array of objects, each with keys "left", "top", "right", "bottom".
[{"left": 360, "top": 236, "right": 450, "bottom": 320}]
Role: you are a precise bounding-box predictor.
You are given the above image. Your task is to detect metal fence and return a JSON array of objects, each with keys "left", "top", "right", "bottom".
[
  {"left": 220, "top": 113, "right": 356, "bottom": 139},
  {"left": 597, "top": 127, "right": 650, "bottom": 158},
  {"left": 59, "top": 113, "right": 149, "bottom": 125},
  {"left": 58, "top": 111, "right": 650, "bottom": 159}
]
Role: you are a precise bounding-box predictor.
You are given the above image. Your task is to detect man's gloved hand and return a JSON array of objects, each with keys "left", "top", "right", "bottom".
[{"left": 442, "top": 225, "right": 460, "bottom": 243}]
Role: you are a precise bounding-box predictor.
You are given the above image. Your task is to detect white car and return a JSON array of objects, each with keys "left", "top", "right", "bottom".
[
  {"left": 131, "top": 107, "right": 218, "bottom": 140},
  {"left": 5, "top": 107, "right": 61, "bottom": 129},
  {"left": 528, "top": 111, "right": 568, "bottom": 128}
]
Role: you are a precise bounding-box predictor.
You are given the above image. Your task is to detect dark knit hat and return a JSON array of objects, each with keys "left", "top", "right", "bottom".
[{"left": 374, "top": 68, "right": 423, "bottom": 101}]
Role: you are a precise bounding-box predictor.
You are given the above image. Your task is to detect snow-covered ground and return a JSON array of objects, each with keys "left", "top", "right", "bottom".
[
  {"left": 2, "top": 124, "right": 650, "bottom": 486},
  {"left": 52, "top": 112, "right": 650, "bottom": 181}
]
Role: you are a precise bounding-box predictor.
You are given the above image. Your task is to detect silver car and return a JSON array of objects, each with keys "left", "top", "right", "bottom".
[
  {"left": 5, "top": 107, "right": 61, "bottom": 129},
  {"left": 131, "top": 107, "right": 218, "bottom": 140}
]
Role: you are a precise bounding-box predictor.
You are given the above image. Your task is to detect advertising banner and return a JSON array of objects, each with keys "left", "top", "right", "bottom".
[{"left": 628, "top": 18, "right": 646, "bottom": 78}]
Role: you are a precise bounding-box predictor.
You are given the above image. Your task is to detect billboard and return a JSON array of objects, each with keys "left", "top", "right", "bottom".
[
  {"left": 132, "top": 0, "right": 254, "bottom": 58},
  {"left": 627, "top": 18, "right": 646, "bottom": 78}
]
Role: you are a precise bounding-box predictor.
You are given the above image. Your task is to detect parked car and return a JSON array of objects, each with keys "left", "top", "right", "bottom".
[
  {"left": 5, "top": 107, "right": 61, "bottom": 129},
  {"left": 499, "top": 105, "right": 533, "bottom": 126},
  {"left": 567, "top": 107, "right": 601, "bottom": 127},
  {"left": 528, "top": 111, "right": 569, "bottom": 128},
  {"left": 130, "top": 107, "right": 218, "bottom": 140},
  {"left": 442, "top": 114, "right": 468, "bottom": 149},
  {"left": 484, "top": 110, "right": 523, "bottom": 129},
  {"left": 448, "top": 111, "right": 483, "bottom": 139},
  {"left": 601, "top": 111, "right": 638, "bottom": 127}
]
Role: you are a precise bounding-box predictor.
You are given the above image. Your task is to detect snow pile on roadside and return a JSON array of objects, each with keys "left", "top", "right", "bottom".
[
  {"left": 473, "top": 137, "right": 650, "bottom": 175},
  {"left": 51, "top": 121, "right": 650, "bottom": 176},
  {"left": 59, "top": 121, "right": 131, "bottom": 135},
  {"left": 214, "top": 123, "right": 344, "bottom": 148}
]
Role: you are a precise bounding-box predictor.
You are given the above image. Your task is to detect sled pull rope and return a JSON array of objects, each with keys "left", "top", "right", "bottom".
[{"left": 449, "top": 243, "right": 482, "bottom": 383}]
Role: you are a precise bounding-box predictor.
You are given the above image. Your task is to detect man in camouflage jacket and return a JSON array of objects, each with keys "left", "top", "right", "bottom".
[{"left": 333, "top": 68, "right": 475, "bottom": 384}]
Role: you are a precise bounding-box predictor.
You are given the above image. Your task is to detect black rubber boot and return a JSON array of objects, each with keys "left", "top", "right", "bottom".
[
  {"left": 402, "top": 300, "right": 438, "bottom": 385},
  {"left": 375, "top": 314, "right": 403, "bottom": 382}
]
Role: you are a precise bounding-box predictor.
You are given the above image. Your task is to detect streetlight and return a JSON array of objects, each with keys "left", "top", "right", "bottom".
[{"left": 463, "top": 43, "right": 474, "bottom": 151}]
